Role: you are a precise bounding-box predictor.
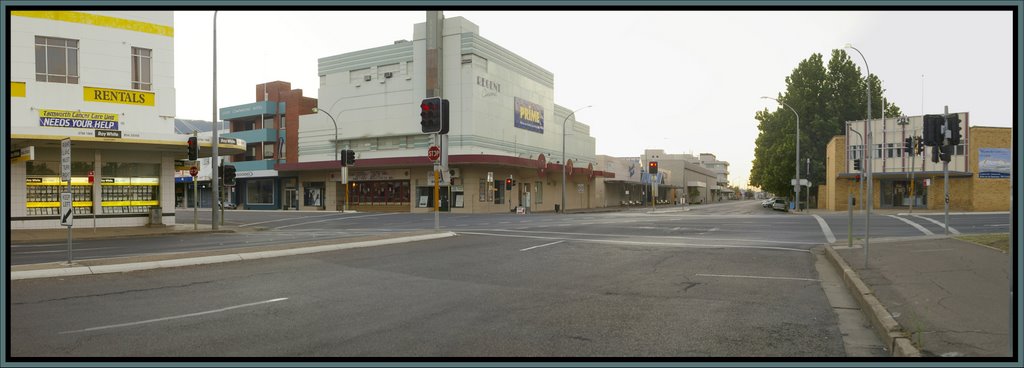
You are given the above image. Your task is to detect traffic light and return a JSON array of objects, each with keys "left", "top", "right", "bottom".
[
  {"left": 341, "top": 149, "right": 355, "bottom": 167},
  {"left": 946, "top": 113, "right": 962, "bottom": 146},
  {"left": 922, "top": 114, "right": 943, "bottom": 146},
  {"left": 915, "top": 136, "right": 924, "bottom": 155},
  {"left": 440, "top": 99, "right": 450, "bottom": 134},
  {"left": 187, "top": 137, "right": 198, "bottom": 160},
  {"left": 505, "top": 178, "right": 512, "bottom": 190},
  {"left": 853, "top": 158, "right": 861, "bottom": 171},
  {"left": 904, "top": 137, "right": 913, "bottom": 154},
  {"left": 223, "top": 165, "right": 236, "bottom": 186},
  {"left": 420, "top": 97, "right": 442, "bottom": 134},
  {"left": 939, "top": 144, "right": 952, "bottom": 163},
  {"left": 648, "top": 161, "right": 658, "bottom": 174}
]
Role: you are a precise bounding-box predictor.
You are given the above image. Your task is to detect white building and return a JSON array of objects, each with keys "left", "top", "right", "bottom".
[
  {"left": 9, "top": 11, "right": 243, "bottom": 229},
  {"left": 285, "top": 17, "right": 605, "bottom": 213}
]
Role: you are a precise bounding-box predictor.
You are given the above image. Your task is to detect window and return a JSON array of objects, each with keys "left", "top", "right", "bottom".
[
  {"left": 493, "top": 180, "right": 505, "bottom": 205},
  {"left": 35, "top": 36, "right": 79, "bottom": 84},
  {"left": 131, "top": 47, "right": 152, "bottom": 90},
  {"left": 874, "top": 144, "right": 883, "bottom": 159},
  {"left": 479, "top": 179, "right": 492, "bottom": 202},
  {"left": 886, "top": 143, "right": 898, "bottom": 158},
  {"left": 263, "top": 143, "right": 275, "bottom": 160},
  {"left": 534, "top": 181, "right": 543, "bottom": 204},
  {"left": 246, "top": 179, "right": 274, "bottom": 204}
]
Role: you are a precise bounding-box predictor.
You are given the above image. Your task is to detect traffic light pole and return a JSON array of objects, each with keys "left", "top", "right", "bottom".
[
  {"left": 943, "top": 106, "right": 950, "bottom": 235},
  {"left": 220, "top": 160, "right": 225, "bottom": 226},
  {"left": 910, "top": 127, "right": 917, "bottom": 214},
  {"left": 193, "top": 130, "right": 198, "bottom": 230},
  {"left": 434, "top": 134, "right": 440, "bottom": 232}
]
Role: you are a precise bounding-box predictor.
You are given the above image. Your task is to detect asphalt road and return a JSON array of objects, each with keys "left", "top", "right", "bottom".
[
  {"left": 9, "top": 200, "right": 1008, "bottom": 357},
  {"left": 10, "top": 215, "right": 843, "bottom": 356}
]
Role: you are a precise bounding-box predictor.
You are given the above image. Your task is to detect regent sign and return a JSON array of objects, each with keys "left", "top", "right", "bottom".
[{"left": 84, "top": 86, "right": 155, "bottom": 106}]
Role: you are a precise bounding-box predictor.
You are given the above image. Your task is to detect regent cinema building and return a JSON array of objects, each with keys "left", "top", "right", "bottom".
[
  {"left": 282, "top": 17, "right": 612, "bottom": 213},
  {"left": 819, "top": 113, "right": 1011, "bottom": 212},
  {"left": 9, "top": 11, "right": 243, "bottom": 229}
]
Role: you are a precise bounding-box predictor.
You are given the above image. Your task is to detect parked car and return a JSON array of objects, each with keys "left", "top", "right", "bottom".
[
  {"left": 772, "top": 198, "right": 788, "bottom": 211},
  {"left": 762, "top": 197, "right": 776, "bottom": 208}
]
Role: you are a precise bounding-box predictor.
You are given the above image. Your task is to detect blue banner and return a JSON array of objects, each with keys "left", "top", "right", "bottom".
[{"left": 514, "top": 97, "right": 544, "bottom": 133}]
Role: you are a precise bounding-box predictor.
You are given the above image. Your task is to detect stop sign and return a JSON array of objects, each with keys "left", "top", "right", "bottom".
[
  {"left": 427, "top": 145, "right": 441, "bottom": 161},
  {"left": 189, "top": 166, "right": 199, "bottom": 177}
]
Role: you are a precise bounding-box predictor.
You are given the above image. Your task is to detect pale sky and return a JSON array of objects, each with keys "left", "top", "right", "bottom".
[{"left": 173, "top": 10, "right": 1014, "bottom": 189}]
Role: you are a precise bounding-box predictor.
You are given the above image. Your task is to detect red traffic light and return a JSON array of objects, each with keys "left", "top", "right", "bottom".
[{"left": 421, "top": 103, "right": 431, "bottom": 112}]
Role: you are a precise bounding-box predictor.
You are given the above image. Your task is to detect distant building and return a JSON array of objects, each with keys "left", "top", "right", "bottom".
[
  {"left": 819, "top": 113, "right": 1010, "bottom": 211},
  {"left": 219, "top": 81, "right": 317, "bottom": 210},
  {"left": 642, "top": 150, "right": 722, "bottom": 204}
]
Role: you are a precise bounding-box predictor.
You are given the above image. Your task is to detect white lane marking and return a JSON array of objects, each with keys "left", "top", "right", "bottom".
[
  {"left": 239, "top": 213, "right": 339, "bottom": 227},
  {"left": 459, "top": 231, "right": 810, "bottom": 253},
  {"left": 911, "top": 214, "right": 960, "bottom": 235},
  {"left": 273, "top": 213, "right": 396, "bottom": 230},
  {"left": 984, "top": 224, "right": 1009, "bottom": 227},
  {"left": 887, "top": 215, "right": 934, "bottom": 236},
  {"left": 18, "top": 247, "right": 126, "bottom": 255},
  {"left": 520, "top": 240, "right": 565, "bottom": 252},
  {"left": 695, "top": 273, "right": 819, "bottom": 282},
  {"left": 812, "top": 215, "right": 837, "bottom": 244},
  {"left": 911, "top": 248, "right": 955, "bottom": 253},
  {"left": 59, "top": 298, "right": 288, "bottom": 335},
  {"left": 671, "top": 227, "right": 681, "bottom": 231},
  {"left": 464, "top": 228, "right": 821, "bottom": 246}
]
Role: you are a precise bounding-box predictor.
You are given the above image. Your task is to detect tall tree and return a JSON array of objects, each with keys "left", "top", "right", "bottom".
[{"left": 750, "top": 50, "right": 902, "bottom": 199}]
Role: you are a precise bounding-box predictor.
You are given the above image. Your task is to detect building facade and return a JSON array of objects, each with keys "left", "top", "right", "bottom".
[
  {"left": 280, "top": 17, "right": 610, "bottom": 213},
  {"left": 9, "top": 11, "right": 241, "bottom": 229},
  {"left": 642, "top": 150, "right": 722, "bottom": 205},
  {"left": 819, "top": 113, "right": 1011, "bottom": 211}
]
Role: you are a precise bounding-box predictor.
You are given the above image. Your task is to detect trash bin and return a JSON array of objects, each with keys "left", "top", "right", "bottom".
[
  {"left": 555, "top": 204, "right": 561, "bottom": 213},
  {"left": 149, "top": 207, "right": 163, "bottom": 226}
]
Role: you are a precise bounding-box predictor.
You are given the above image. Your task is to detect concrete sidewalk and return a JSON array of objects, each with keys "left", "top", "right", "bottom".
[
  {"left": 825, "top": 236, "right": 1011, "bottom": 357},
  {"left": 11, "top": 230, "right": 456, "bottom": 280},
  {"left": 10, "top": 223, "right": 238, "bottom": 244}
]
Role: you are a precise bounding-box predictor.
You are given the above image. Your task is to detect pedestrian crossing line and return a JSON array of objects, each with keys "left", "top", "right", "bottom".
[
  {"left": 911, "top": 214, "right": 960, "bottom": 235},
  {"left": 887, "top": 215, "right": 934, "bottom": 236}
]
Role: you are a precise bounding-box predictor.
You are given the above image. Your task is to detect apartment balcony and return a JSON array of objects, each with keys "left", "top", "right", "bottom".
[{"left": 223, "top": 128, "right": 284, "bottom": 144}]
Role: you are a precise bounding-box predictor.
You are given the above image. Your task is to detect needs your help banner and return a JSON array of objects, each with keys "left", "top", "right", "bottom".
[{"left": 39, "top": 109, "right": 119, "bottom": 130}]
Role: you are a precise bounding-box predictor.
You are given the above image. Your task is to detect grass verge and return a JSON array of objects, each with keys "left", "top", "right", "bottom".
[{"left": 954, "top": 233, "right": 1009, "bottom": 252}]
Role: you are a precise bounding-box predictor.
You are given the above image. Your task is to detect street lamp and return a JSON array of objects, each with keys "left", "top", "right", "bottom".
[
  {"left": 761, "top": 96, "right": 800, "bottom": 212},
  {"left": 562, "top": 105, "right": 591, "bottom": 214},
  {"left": 312, "top": 107, "right": 342, "bottom": 212},
  {"left": 846, "top": 42, "right": 872, "bottom": 268},
  {"left": 211, "top": 10, "right": 219, "bottom": 230}
]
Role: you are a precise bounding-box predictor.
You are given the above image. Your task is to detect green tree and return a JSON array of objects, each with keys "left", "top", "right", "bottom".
[{"left": 750, "top": 50, "right": 902, "bottom": 199}]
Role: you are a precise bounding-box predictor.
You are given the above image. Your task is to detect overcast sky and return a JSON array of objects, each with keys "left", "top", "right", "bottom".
[{"left": 173, "top": 10, "right": 1014, "bottom": 189}]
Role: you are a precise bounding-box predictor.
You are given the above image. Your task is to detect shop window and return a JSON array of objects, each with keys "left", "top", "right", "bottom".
[
  {"left": 35, "top": 36, "right": 79, "bottom": 84},
  {"left": 131, "top": 47, "right": 152, "bottom": 91},
  {"left": 246, "top": 179, "right": 274, "bottom": 204},
  {"left": 416, "top": 186, "right": 433, "bottom": 208},
  {"left": 479, "top": 179, "right": 494, "bottom": 202},
  {"left": 535, "top": 181, "right": 543, "bottom": 204},
  {"left": 493, "top": 180, "right": 504, "bottom": 205},
  {"left": 303, "top": 182, "right": 324, "bottom": 207}
]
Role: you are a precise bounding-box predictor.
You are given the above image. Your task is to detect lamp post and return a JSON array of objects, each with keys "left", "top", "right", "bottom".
[
  {"left": 312, "top": 107, "right": 343, "bottom": 212},
  {"left": 761, "top": 96, "right": 800, "bottom": 212},
  {"left": 211, "top": 10, "right": 219, "bottom": 230},
  {"left": 562, "top": 105, "right": 591, "bottom": 214},
  {"left": 846, "top": 43, "right": 872, "bottom": 268}
]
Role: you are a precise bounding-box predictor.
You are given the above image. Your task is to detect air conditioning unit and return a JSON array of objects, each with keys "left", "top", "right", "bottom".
[
  {"left": 363, "top": 75, "right": 372, "bottom": 82},
  {"left": 384, "top": 72, "right": 393, "bottom": 79},
  {"left": 449, "top": 168, "right": 461, "bottom": 178}
]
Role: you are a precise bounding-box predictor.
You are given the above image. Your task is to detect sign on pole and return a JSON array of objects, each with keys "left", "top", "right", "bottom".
[
  {"left": 61, "top": 138, "right": 71, "bottom": 182},
  {"left": 189, "top": 166, "right": 199, "bottom": 177},
  {"left": 60, "top": 192, "right": 73, "bottom": 226},
  {"left": 428, "top": 145, "right": 441, "bottom": 161}
]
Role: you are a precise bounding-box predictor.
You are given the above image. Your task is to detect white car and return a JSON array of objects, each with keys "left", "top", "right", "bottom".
[
  {"left": 762, "top": 197, "right": 776, "bottom": 208},
  {"left": 772, "top": 198, "right": 788, "bottom": 211}
]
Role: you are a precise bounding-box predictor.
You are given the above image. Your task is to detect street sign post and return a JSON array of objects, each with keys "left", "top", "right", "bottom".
[
  {"left": 61, "top": 138, "right": 71, "bottom": 182},
  {"left": 60, "top": 192, "right": 73, "bottom": 226}
]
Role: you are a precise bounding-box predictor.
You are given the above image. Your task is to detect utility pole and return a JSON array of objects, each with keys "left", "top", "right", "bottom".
[
  {"left": 426, "top": 10, "right": 444, "bottom": 232},
  {"left": 211, "top": 10, "right": 220, "bottom": 230},
  {"left": 943, "top": 106, "right": 950, "bottom": 235}
]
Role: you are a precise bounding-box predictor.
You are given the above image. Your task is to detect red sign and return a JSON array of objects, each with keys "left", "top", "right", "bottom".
[
  {"left": 427, "top": 145, "right": 441, "bottom": 161},
  {"left": 88, "top": 170, "right": 94, "bottom": 184},
  {"left": 189, "top": 166, "right": 199, "bottom": 177}
]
